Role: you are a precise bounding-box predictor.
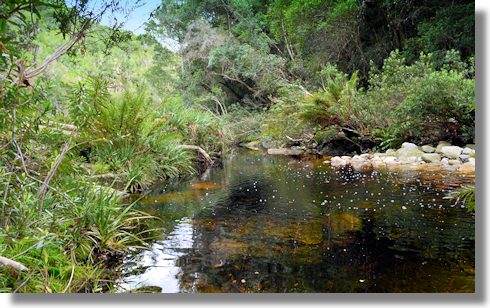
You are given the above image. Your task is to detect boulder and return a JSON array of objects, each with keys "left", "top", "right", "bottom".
[
  {"left": 441, "top": 157, "right": 449, "bottom": 165},
  {"left": 351, "top": 161, "right": 373, "bottom": 173},
  {"left": 385, "top": 149, "right": 396, "bottom": 156},
  {"left": 462, "top": 147, "right": 475, "bottom": 155},
  {"left": 459, "top": 154, "right": 470, "bottom": 163},
  {"left": 440, "top": 146, "right": 463, "bottom": 159},
  {"left": 436, "top": 141, "right": 452, "bottom": 153},
  {"left": 458, "top": 162, "right": 475, "bottom": 173},
  {"left": 331, "top": 156, "right": 349, "bottom": 167},
  {"left": 268, "top": 147, "right": 303, "bottom": 156},
  {"left": 421, "top": 145, "right": 435, "bottom": 153},
  {"left": 422, "top": 153, "right": 441, "bottom": 163},
  {"left": 448, "top": 159, "right": 461, "bottom": 166},
  {"left": 401, "top": 142, "right": 419, "bottom": 149},
  {"left": 240, "top": 141, "right": 261, "bottom": 151},
  {"left": 396, "top": 147, "right": 424, "bottom": 160},
  {"left": 383, "top": 156, "right": 399, "bottom": 165}
]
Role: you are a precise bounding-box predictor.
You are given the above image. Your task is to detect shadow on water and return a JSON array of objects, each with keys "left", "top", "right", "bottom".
[{"left": 117, "top": 150, "right": 475, "bottom": 293}]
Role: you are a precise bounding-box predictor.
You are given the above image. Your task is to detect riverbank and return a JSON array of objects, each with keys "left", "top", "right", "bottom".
[{"left": 242, "top": 140, "right": 476, "bottom": 175}]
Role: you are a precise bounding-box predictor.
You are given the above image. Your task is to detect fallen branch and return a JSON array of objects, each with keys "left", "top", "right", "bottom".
[
  {"left": 0, "top": 255, "right": 28, "bottom": 272},
  {"left": 38, "top": 132, "right": 75, "bottom": 217},
  {"left": 178, "top": 145, "right": 214, "bottom": 168}
]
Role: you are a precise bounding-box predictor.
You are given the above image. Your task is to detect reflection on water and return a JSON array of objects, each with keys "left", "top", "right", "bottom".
[{"left": 118, "top": 150, "right": 475, "bottom": 293}]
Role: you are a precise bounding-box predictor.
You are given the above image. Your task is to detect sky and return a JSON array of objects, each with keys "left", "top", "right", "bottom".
[
  {"left": 97, "top": 0, "right": 180, "bottom": 51},
  {"left": 116, "top": 0, "right": 161, "bottom": 35}
]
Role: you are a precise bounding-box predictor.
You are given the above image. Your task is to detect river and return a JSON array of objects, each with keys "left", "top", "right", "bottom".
[{"left": 117, "top": 150, "right": 475, "bottom": 293}]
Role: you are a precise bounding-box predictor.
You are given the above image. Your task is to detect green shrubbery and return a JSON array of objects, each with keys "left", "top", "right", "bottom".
[{"left": 261, "top": 51, "right": 475, "bottom": 150}]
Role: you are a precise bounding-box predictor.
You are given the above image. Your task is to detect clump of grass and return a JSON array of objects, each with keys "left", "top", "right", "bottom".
[
  {"left": 0, "top": 174, "right": 156, "bottom": 293},
  {"left": 445, "top": 185, "right": 475, "bottom": 212}
]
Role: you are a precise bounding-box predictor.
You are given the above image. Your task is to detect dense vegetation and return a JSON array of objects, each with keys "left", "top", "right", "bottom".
[{"left": 0, "top": 0, "right": 475, "bottom": 292}]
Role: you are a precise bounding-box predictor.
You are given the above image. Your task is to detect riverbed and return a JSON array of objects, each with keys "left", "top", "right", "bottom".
[{"left": 117, "top": 150, "right": 475, "bottom": 293}]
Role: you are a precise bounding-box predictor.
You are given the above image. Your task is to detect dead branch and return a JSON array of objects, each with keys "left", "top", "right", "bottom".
[
  {"left": 0, "top": 255, "right": 28, "bottom": 272},
  {"left": 178, "top": 145, "right": 214, "bottom": 168},
  {"left": 37, "top": 132, "right": 75, "bottom": 217}
]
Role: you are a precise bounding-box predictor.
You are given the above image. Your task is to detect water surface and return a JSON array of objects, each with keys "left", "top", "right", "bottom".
[{"left": 118, "top": 150, "right": 475, "bottom": 293}]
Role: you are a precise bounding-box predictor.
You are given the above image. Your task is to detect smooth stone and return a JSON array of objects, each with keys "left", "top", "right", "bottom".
[
  {"left": 462, "top": 147, "right": 475, "bottom": 155},
  {"left": 458, "top": 162, "right": 475, "bottom": 173},
  {"left": 468, "top": 157, "right": 475, "bottom": 165},
  {"left": 396, "top": 147, "right": 424, "bottom": 159},
  {"left": 441, "top": 146, "right": 463, "bottom": 159},
  {"left": 441, "top": 157, "right": 449, "bottom": 165},
  {"left": 360, "top": 153, "right": 371, "bottom": 159},
  {"left": 383, "top": 157, "right": 399, "bottom": 165},
  {"left": 398, "top": 156, "right": 418, "bottom": 164},
  {"left": 436, "top": 141, "right": 452, "bottom": 153},
  {"left": 268, "top": 147, "right": 303, "bottom": 156},
  {"left": 448, "top": 159, "right": 461, "bottom": 166},
  {"left": 385, "top": 149, "right": 396, "bottom": 156},
  {"left": 422, "top": 153, "right": 441, "bottom": 163},
  {"left": 401, "top": 142, "right": 418, "bottom": 149},
  {"left": 331, "top": 156, "right": 349, "bottom": 167},
  {"left": 240, "top": 141, "right": 261, "bottom": 151},
  {"left": 421, "top": 145, "right": 435, "bottom": 153},
  {"left": 351, "top": 161, "right": 373, "bottom": 172},
  {"left": 459, "top": 154, "right": 470, "bottom": 163}
]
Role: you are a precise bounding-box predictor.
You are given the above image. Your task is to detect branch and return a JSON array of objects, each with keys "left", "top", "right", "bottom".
[
  {"left": 178, "top": 145, "right": 214, "bottom": 168},
  {"left": 0, "top": 255, "right": 28, "bottom": 272}
]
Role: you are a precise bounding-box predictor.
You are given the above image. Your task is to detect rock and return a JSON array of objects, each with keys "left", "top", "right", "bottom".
[
  {"left": 371, "top": 159, "right": 386, "bottom": 169},
  {"left": 360, "top": 153, "right": 371, "bottom": 159},
  {"left": 351, "top": 161, "right": 373, "bottom": 173},
  {"left": 441, "top": 157, "right": 449, "bottom": 165},
  {"left": 260, "top": 137, "right": 279, "bottom": 149},
  {"left": 468, "top": 157, "right": 475, "bottom": 165},
  {"left": 465, "top": 144, "right": 476, "bottom": 150},
  {"left": 462, "top": 147, "right": 475, "bottom": 155},
  {"left": 436, "top": 141, "right": 452, "bottom": 153},
  {"left": 385, "top": 149, "right": 396, "bottom": 156},
  {"left": 440, "top": 146, "right": 463, "bottom": 159},
  {"left": 396, "top": 147, "right": 424, "bottom": 160},
  {"left": 240, "top": 141, "right": 261, "bottom": 151},
  {"left": 383, "top": 156, "right": 399, "bottom": 165},
  {"left": 422, "top": 153, "right": 441, "bottom": 163},
  {"left": 459, "top": 154, "right": 470, "bottom": 163},
  {"left": 331, "top": 156, "right": 349, "bottom": 167},
  {"left": 421, "top": 145, "right": 435, "bottom": 153},
  {"left": 448, "top": 159, "right": 461, "bottom": 166},
  {"left": 268, "top": 147, "right": 303, "bottom": 156},
  {"left": 398, "top": 156, "right": 418, "bottom": 164},
  {"left": 458, "top": 162, "right": 475, "bottom": 173},
  {"left": 401, "top": 142, "right": 419, "bottom": 149}
]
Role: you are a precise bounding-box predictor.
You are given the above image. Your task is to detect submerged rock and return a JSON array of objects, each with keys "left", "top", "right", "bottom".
[
  {"left": 331, "top": 156, "right": 350, "bottom": 167},
  {"left": 448, "top": 159, "right": 462, "bottom": 166},
  {"left": 267, "top": 147, "right": 303, "bottom": 156},
  {"left": 240, "top": 141, "right": 261, "bottom": 151}
]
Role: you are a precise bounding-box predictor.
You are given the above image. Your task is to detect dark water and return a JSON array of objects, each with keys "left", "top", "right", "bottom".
[{"left": 118, "top": 150, "right": 475, "bottom": 293}]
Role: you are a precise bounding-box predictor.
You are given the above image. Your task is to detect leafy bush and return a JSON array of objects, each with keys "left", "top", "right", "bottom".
[{"left": 366, "top": 50, "right": 475, "bottom": 147}]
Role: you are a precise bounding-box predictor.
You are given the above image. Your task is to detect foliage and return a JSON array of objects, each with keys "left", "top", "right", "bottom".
[{"left": 446, "top": 185, "right": 475, "bottom": 213}]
